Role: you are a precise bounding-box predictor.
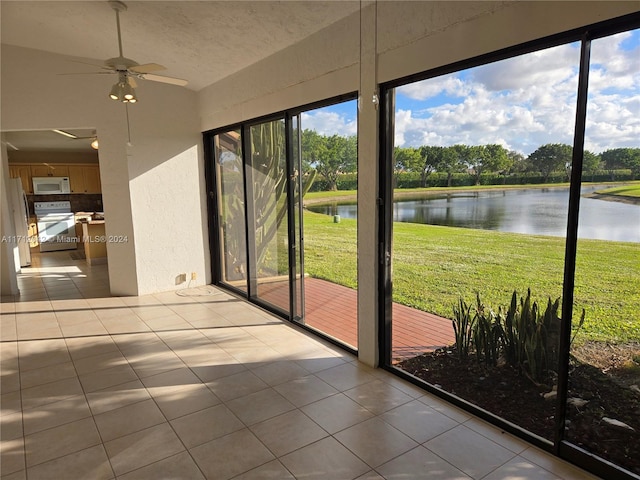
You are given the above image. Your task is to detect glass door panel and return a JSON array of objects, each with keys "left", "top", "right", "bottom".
[
  {"left": 214, "top": 129, "right": 247, "bottom": 292},
  {"left": 389, "top": 42, "right": 580, "bottom": 441},
  {"left": 247, "top": 119, "right": 290, "bottom": 312},
  {"left": 298, "top": 100, "right": 358, "bottom": 348},
  {"left": 290, "top": 114, "right": 304, "bottom": 321},
  {"left": 568, "top": 29, "right": 640, "bottom": 476}
]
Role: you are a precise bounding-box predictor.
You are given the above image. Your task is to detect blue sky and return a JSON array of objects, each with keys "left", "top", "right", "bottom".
[
  {"left": 300, "top": 100, "right": 358, "bottom": 137},
  {"left": 301, "top": 29, "right": 639, "bottom": 156}
]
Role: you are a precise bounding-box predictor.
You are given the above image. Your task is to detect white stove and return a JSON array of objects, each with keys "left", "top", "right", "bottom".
[{"left": 34, "top": 201, "right": 77, "bottom": 252}]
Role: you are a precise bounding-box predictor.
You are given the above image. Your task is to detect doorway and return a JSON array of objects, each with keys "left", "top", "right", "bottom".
[{"left": 2, "top": 128, "right": 107, "bottom": 279}]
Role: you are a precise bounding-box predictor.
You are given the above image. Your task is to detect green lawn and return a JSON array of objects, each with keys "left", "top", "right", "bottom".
[
  {"left": 595, "top": 183, "right": 640, "bottom": 198},
  {"left": 303, "top": 209, "right": 640, "bottom": 343}
]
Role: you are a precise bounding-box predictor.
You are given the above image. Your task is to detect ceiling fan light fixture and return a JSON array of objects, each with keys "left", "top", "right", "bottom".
[
  {"left": 122, "top": 82, "right": 135, "bottom": 100},
  {"left": 90, "top": 139, "right": 99, "bottom": 150},
  {"left": 109, "top": 82, "right": 122, "bottom": 100}
]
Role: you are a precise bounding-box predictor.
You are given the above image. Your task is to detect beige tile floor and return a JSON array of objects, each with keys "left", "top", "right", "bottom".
[{"left": 0, "top": 251, "right": 601, "bottom": 479}]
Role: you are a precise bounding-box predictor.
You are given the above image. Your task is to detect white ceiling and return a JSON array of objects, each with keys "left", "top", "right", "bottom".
[
  {"left": 1, "top": 0, "right": 360, "bottom": 92},
  {"left": 1, "top": 1, "right": 360, "bottom": 153},
  {"left": 3, "top": 130, "right": 98, "bottom": 153}
]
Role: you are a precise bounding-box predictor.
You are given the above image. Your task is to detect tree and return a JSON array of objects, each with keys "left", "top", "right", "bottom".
[
  {"left": 484, "top": 144, "right": 513, "bottom": 181},
  {"left": 433, "top": 147, "right": 460, "bottom": 187},
  {"left": 394, "top": 147, "right": 419, "bottom": 171},
  {"left": 621, "top": 148, "right": 640, "bottom": 179},
  {"left": 302, "top": 130, "right": 357, "bottom": 191},
  {"left": 394, "top": 146, "right": 422, "bottom": 187},
  {"left": 418, "top": 146, "right": 448, "bottom": 187},
  {"left": 581, "top": 150, "right": 602, "bottom": 181},
  {"left": 601, "top": 147, "right": 640, "bottom": 180},
  {"left": 453, "top": 144, "right": 511, "bottom": 185},
  {"left": 527, "top": 143, "right": 572, "bottom": 183},
  {"left": 507, "top": 150, "right": 528, "bottom": 174},
  {"left": 454, "top": 144, "right": 483, "bottom": 185}
]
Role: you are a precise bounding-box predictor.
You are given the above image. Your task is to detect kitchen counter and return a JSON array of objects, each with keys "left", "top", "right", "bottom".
[{"left": 81, "top": 221, "right": 107, "bottom": 265}]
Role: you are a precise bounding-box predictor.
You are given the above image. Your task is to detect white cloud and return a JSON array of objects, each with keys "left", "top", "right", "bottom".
[
  {"left": 471, "top": 43, "right": 579, "bottom": 91},
  {"left": 395, "top": 76, "right": 575, "bottom": 154},
  {"left": 397, "top": 74, "right": 468, "bottom": 100},
  {"left": 394, "top": 31, "right": 639, "bottom": 155},
  {"left": 590, "top": 31, "right": 640, "bottom": 78},
  {"left": 300, "top": 110, "right": 357, "bottom": 137}
]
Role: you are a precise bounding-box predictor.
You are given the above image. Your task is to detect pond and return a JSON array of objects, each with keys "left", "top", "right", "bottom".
[{"left": 306, "top": 185, "right": 640, "bottom": 242}]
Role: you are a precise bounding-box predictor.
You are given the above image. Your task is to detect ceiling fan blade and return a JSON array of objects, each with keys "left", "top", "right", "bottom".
[
  {"left": 58, "top": 72, "right": 115, "bottom": 76},
  {"left": 127, "top": 76, "right": 138, "bottom": 88},
  {"left": 129, "top": 63, "right": 166, "bottom": 74},
  {"left": 70, "top": 60, "right": 116, "bottom": 71},
  {"left": 140, "top": 73, "right": 188, "bottom": 87}
]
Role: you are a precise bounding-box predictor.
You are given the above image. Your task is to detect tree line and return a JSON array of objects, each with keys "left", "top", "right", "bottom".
[
  {"left": 300, "top": 128, "right": 639, "bottom": 190},
  {"left": 394, "top": 144, "right": 640, "bottom": 187}
]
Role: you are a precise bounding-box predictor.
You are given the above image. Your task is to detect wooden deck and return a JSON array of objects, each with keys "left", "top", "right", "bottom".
[{"left": 258, "top": 277, "right": 455, "bottom": 363}]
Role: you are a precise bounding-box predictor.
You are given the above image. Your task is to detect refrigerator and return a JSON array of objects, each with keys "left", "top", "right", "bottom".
[{"left": 8, "top": 177, "right": 32, "bottom": 268}]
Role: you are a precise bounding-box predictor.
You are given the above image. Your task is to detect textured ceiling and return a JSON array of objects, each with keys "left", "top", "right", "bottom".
[
  {"left": 1, "top": 0, "right": 360, "bottom": 152},
  {"left": 0, "top": 0, "right": 360, "bottom": 91},
  {"left": 3, "top": 130, "right": 98, "bottom": 153}
]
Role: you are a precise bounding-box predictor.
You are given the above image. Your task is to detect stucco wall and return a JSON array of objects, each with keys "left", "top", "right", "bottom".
[{"left": 1, "top": 45, "right": 206, "bottom": 295}]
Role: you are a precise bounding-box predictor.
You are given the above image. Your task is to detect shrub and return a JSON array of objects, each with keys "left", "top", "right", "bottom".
[{"left": 452, "top": 289, "right": 585, "bottom": 384}]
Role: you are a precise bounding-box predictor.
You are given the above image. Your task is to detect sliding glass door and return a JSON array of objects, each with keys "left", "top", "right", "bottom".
[
  {"left": 379, "top": 18, "right": 639, "bottom": 480},
  {"left": 246, "top": 118, "right": 290, "bottom": 312},
  {"left": 206, "top": 94, "right": 358, "bottom": 350},
  {"left": 213, "top": 129, "right": 247, "bottom": 292}
]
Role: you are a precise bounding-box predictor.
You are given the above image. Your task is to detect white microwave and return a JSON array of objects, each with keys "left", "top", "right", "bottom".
[{"left": 32, "top": 177, "right": 71, "bottom": 195}]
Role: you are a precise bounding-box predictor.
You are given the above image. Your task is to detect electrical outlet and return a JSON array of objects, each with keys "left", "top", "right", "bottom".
[{"left": 191, "top": 272, "right": 197, "bottom": 281}]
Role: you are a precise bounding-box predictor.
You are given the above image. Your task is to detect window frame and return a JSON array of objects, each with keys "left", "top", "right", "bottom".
[{"left": 377, "top": 11, "right": 640, "bottom": 480}]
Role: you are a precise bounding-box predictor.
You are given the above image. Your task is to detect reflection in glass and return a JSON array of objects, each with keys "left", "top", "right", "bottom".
[
  {"left": 215, "top": 129, "right": 247, "bottom": 291},
  {"left": 248, "top": 119, "right": 290, "bottom": 312},
  {"left": 391, "top": 42, "right": 580, "bottom": 441},
  {"left": 567, "top": 29, "right": 640, "bottom": 475}
]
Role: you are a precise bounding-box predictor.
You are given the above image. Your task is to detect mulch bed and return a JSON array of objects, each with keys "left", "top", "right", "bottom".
[{"left": 398, "top": 343, "right": 640, "bottom": 475}]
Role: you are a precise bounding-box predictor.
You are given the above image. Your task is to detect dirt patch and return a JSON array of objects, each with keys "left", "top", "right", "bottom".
[{"left": 398, "top": 342, "right": 640, "bottom": 475}]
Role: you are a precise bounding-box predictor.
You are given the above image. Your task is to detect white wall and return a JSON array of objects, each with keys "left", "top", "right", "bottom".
[
  {"left": 1, "top": 45, "right": 206, "bottom": 295},
  {"left": 1, "top": 141, "right": 19, "bottom": 296},
  {"left": 196, "top": 0, "right": 638, "bottom": 366}
]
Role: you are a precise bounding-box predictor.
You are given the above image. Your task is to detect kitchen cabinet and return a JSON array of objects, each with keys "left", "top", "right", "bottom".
[
  {"left": 68, "top": 165, "right": 101, "bottom": 193},
  {"left": 30, "top": 164, "right": 69, "bottom": 177},
  {"left": 9, "top": 163, "right": 101, "bottom": 194},
  {"left": 9, "top": 165, "right": 32, "bottom": 193}
]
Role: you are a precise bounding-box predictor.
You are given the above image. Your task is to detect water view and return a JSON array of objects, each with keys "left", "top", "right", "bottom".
[{"left": 307, "top": 185, "right": 640, "bottom": 242}]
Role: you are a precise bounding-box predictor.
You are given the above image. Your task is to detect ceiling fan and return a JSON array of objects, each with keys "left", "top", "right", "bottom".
[
  {"left": 67, "top": 0, "right": 188, "bottom": 103},
  {"left": 53, "top": 129, "right": 100, "bottom": 150}
]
